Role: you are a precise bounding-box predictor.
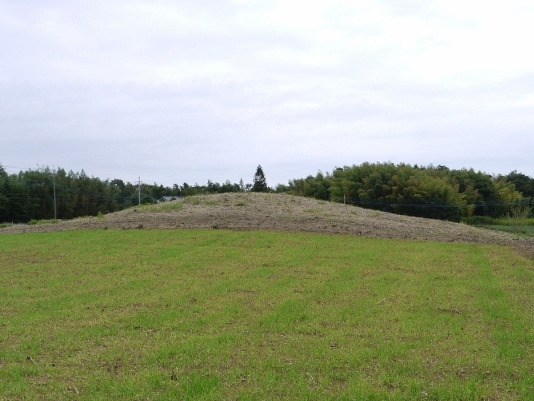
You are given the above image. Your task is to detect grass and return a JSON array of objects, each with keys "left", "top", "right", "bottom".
[
  {"left": 145, "top": 201, "right": 184, "bottom": 212},
  {"left": 1, "top": 229, "right": 534, "bottom": 400},
  {"left": 482, "top": 225, "right": 534, "bottom": 236},
  {"left": 27, "top": 218, "right": 60, "bottom": 225},
  {"left": 183, "top": 197, "right": 201, "bottom": 206},
  {"left": 463, "top": 216, "right": 534, "bottom": 237}
]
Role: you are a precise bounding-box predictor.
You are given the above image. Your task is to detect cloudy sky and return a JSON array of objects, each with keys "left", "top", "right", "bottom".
[{"left": 1, "top": 1, "right": 533, "bottom": 187}]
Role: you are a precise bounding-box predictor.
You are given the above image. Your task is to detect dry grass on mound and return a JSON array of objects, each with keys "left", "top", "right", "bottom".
[{"left": 2, "top": 192, "right": 533, "bottom": 257}]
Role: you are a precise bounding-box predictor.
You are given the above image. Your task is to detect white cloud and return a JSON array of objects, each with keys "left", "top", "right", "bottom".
[{"left": 1, "top": 0, "right": 533, "bottom": 185}]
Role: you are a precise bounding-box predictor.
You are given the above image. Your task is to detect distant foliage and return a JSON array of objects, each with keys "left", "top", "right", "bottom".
[
  {"left": 1, "top": 161, "right": 533, "bottom": 224},
  {"left": 278, "top": 172, "right": 330, "bottom": 201},
  {"left": 277, "top": 163, "right": 532, "bottom": 222},
  {"left": 0, "top": 167, "right": 133, "bottom": 223},
  {"left": 0, "top": 164, "right": 251, "bottom": 223}
]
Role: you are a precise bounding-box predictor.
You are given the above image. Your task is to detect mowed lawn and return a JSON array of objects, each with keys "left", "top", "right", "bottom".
[{"left": 1, "top": 229, "right": 534, "bottom": 400}]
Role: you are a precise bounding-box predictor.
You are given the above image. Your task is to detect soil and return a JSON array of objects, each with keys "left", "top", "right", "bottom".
[{"left": 2, "top": 192, "right": 533, "bottom": 258}]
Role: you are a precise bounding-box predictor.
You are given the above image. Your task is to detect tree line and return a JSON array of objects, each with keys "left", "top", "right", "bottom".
[
  {"left": 276, "top": 163, "right": 534, "bottom": 221},
  {"left": 1, "top": 162, "right": 533, "bottom": 223},
  {"left": 0, "top": 164, "right": 269, "bottom": 223}
]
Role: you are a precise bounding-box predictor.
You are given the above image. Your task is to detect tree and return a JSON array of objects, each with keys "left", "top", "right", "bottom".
[{"left": 252, "top": 165, "right": 268, "bottom": 192}]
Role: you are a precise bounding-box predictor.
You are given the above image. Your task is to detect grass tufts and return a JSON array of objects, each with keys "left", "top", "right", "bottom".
[
  {"left": 1, "top": 230, "right": 533, "bottom": 399},
  {"left": 28, "top": 218, "right": 59, "bottom": 225}
]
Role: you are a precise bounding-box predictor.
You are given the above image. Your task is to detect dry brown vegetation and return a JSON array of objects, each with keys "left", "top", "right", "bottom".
[{"left": 2, "top": 192, "right": 533, "bottom": 257}]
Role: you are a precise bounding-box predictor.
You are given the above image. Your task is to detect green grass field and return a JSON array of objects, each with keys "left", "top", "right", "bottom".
[
  {"left": 1, "top": 229, "right": 534, "bottom": 400},
  {"left": 463, "top": 216, "right": 534, "bottom": 237},
  {"left": 480, "top": 224, "right": 534, "bottom": 237}
]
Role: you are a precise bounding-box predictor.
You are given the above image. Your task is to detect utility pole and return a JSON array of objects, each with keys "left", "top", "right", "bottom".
[
  {"left": 138, "top": 177, "right": 141, "bottom": 205},
  {"left": 52, "top": 168, "right": 57, "bottom": 219}
]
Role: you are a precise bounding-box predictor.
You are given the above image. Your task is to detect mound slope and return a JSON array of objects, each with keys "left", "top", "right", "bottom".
[{"left": 2, "top": 193, "right": 533, "bottom": 256}]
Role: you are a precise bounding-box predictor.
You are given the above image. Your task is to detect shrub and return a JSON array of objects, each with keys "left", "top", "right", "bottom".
[{"left": 462, "top": 216, "right": 498, "bottom": 225}]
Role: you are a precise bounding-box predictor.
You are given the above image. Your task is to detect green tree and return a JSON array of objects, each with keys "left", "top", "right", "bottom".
[
  {"left": 449, "top": 169, "right": 501, "bottom": 217},
  {"left": 506, "top": 171, "right": 534, "bottom": 216},
  {"left": 328, "top": 163, "right": 465, "bottom": 221},
  {"left": 281, "top": 171, "right": 331, "bottom": 200},
  {"left": 506, "top": 171, "right": 534, "bottom": 198},
  {"left": 252, "top": 165, "right": 268, "bottom": 192}
]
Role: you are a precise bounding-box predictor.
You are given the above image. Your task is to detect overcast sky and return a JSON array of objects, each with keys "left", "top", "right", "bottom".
[{"left": 1, "top": 1, "right": 533, "bottom": 187}]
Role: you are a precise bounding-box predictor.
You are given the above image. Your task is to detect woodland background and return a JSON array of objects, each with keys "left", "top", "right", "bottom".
[{"left": 1, "top": 162, "right": 533, "bottom": 223}]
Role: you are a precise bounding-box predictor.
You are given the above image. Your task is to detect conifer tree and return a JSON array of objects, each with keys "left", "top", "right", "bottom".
[{"left": 252, "top": 165, "right": 268, "bottom": 192}]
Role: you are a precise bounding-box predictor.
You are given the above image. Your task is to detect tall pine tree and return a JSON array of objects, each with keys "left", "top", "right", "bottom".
[{"left": 252, "top": 165, "right": 268, "bottom": 192}]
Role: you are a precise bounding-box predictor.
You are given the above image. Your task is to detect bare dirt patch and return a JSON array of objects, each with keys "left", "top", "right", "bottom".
[{"left": 2, "top": 193, "right": 533, "bottom": 257}]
